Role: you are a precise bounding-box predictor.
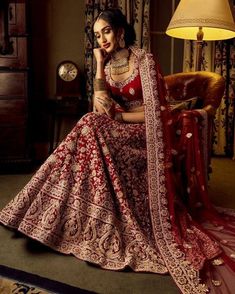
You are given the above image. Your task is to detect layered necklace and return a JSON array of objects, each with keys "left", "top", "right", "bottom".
[{"left": 110, "top": 48, "right": 130, "bottom": 75}]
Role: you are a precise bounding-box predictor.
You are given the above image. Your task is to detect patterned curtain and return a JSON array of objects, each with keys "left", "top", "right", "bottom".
[
  {"left": 84, "top": 0, "right": 150, "bottom": 103},
  {"left": 183, "top": 40, "right": 235, "bottom": 158},
  {"left": 214, "top": 40, "right": 235, "bottom": 158},
  {"left": 118, "top": 0, "right": 150, "bottom": 50},
  {"left": 183, "top": 40, "right": 215, "bottom": 72}
]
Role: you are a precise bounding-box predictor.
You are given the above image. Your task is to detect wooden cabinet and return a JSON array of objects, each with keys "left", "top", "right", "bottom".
[{"left": 0, "top": 0, "right": 31, "bottom": 170}]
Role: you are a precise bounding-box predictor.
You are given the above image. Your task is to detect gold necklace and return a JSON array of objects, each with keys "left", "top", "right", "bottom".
[{"left": 110, "top": 49, "right": 130, "bottom": 75}]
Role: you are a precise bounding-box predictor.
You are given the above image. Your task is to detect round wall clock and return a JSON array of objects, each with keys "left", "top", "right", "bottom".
[
  {"left": 56, "top": 60, "right": 80, "bottom": 97},
  {"left": 58, "top": 61, "right": 78, "bottom": 82}
]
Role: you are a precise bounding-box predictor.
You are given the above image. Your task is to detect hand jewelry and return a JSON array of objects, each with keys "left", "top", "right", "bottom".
[
  {"left": 114, "top": 112, "right": 124, "bottom": 122},
  {"left": 95, "top": 97, "right": 112, "bottom": 111},
  {"left": 94, "top": 78, "right": 107, "bottom": 91}
]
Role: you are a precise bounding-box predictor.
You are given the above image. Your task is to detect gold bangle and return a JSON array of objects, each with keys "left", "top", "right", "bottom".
[{"left": 94, "top": 78, "right": 107, "bottom": 91}]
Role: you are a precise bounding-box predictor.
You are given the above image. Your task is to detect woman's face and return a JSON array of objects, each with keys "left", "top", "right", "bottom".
[{"left": 93, "top": 18, "right": 119, "bottom": 53}]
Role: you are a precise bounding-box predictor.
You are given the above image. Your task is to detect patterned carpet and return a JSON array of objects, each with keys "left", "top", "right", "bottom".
[
  {"left": 0, "top": 277, "right": 48, "bottom": 294},
  {"left": 0, "top": 157, "right": 234, "bottom": 294},
  {"left": 0, "top": 265, "right": 95, "bottom": 294}
]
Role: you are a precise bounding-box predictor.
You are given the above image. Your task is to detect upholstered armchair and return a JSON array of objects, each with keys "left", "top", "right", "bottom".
[
  {"left": 164, "top": 71, "right": 225, "bottom": 117},
  {"left": 164, "top": 71, "right": 225, "bottom": 181}
]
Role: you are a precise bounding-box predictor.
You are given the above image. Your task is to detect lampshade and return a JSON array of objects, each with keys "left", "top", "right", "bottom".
[{"left": 166, "top": 0, "right": 235, "bottom": 41}]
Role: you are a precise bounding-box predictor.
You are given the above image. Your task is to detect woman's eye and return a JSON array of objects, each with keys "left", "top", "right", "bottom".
[{"left": 104, "top": 29, "right": 111, "bottom": 34}]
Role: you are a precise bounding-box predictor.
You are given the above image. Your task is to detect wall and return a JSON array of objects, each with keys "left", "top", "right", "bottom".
[
  {"left": 30, "top": 0, "right": 85, "bottom": 98},
  {"left": 29, "top": 0, "right": 85, "bottom": 160},
  {"left": 150, "top": 0, "right": 184, "bottom": 75}
]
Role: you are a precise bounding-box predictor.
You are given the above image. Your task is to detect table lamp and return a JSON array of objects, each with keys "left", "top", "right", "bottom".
[{"left": 166, "top": 0, "right": 235, "bottom": 70}]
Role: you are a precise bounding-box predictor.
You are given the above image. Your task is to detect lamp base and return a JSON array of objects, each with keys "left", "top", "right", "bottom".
[{"left": 195, "top": 27, "right": 204, "bottom": 71}]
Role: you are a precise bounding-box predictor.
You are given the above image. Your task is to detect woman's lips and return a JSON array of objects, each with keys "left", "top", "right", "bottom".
[{"left": 103, "top": 43, "right": 110, "bottom": 49}]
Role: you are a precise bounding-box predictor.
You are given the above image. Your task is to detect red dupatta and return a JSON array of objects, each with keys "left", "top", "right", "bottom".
[{"left": 131, "top": 46, "right": 214, "bottom": 293}]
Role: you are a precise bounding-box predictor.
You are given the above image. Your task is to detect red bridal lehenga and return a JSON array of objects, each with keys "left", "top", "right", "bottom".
[{"left": 1, "top": 46, "right": 235, "bottom": 294}]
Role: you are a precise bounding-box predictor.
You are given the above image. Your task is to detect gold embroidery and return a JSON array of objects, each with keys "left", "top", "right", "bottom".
[
  {"left": 212, "top": 279, "right": 222, "bottom": 287},
  {"left": 220, "top": 239, "right": 228, "bottom": 244},
  {"left": 171, "top": 149, "right": 178, "bottom": 155},
  {"left": 195, "top": 202, "right": 203, "bottom": 208},
  {"left": 129, "top": 87, "right": 135, "bottom": 95},
  {"left": 183, "top": 243, "right": 193, "bottom": 249},
  {"left": 215, "top": 226, "right": 224, "bottom": 231},
  {"left": 211, "top": 258, "right": 224, "bottom": 266},
  {"left": 176, "top": 129, "right": 181, "bottom": 135}
]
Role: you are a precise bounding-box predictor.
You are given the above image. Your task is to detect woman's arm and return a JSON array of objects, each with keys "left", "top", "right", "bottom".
[
  {"left": 93, "top": 48, "right": 113, "bottom": 115},
  {"left": 94, "top": 48, "right": 106, "bottom": 80},
  {"left": 118, "top": 105, "right": 145, "bottom": 123},
  {"left": 121, "top": 111, "right": 145, "bottom": 123}
]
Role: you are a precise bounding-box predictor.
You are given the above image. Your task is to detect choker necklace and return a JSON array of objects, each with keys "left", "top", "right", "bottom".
[{"left": 110, "top": 49, "right": 130, "bottom": 75}]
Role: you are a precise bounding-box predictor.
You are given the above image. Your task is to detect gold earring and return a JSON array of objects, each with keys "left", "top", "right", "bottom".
[{"left": 119, "top": 34, "right": 125, "bottom": 48}]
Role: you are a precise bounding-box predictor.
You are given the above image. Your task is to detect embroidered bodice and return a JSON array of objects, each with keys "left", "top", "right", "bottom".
[{"left": 105, "top": 54, "right": 143, "bottom": 110}]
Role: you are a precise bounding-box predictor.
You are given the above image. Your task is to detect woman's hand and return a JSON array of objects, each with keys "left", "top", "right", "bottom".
[
  {"left": 93, "top": 48, "right": 109, "bottom": 64},
  {"left": 93, "top": 93, "right": 114, "bottom": 117}
]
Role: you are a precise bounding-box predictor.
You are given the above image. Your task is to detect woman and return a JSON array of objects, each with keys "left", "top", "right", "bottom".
[{"left": 0, "top": 8, "right": 235, "bottom": 294}]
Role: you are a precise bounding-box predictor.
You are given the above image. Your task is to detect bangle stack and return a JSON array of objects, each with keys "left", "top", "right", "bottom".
[
  {"left": 114, "top": 112, "right": 124, "bottom": 122},
  {"left": 94, "top": 78, "right": 107, "bottom": 91}
]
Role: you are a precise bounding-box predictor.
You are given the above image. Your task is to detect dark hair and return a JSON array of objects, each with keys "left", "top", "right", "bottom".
[{"left": 95, "top": 8, "right": 136, "bottom": 47}]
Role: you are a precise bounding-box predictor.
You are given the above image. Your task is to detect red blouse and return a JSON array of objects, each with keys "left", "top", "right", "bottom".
[{"left": 105, "top": 55, "right": 144, "bottom": 111}]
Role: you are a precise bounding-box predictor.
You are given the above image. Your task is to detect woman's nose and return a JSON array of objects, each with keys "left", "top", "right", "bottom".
[{"left": 101, "top": 34, "right": 107, "bottom": 43}]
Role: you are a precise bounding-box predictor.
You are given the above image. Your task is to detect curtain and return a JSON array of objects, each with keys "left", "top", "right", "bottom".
[
  {"left": 183, "top": 39, "right": 235, "bottom": 158},
  {"left": 118, "top": 0, "right": 150, "bottom": 50},
  {"left": 183, "top": 40, "right": 215, "bottom": 72},
  {"left": 214, "top": 40, "right": 235, "bottom": 158},
  {"left": 84, "top": 0, "right": 150, "bottom": 104}
]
